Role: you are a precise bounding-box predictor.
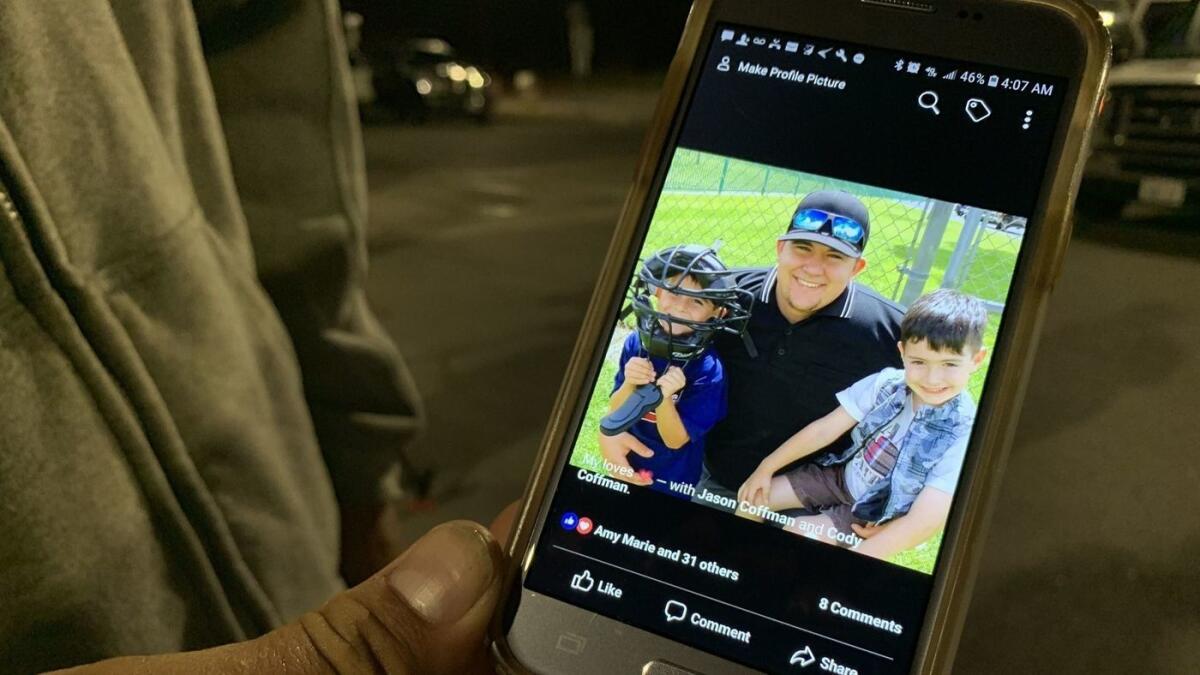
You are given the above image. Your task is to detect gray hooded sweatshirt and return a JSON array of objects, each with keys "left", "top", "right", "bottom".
[{"left": 0, "top": 1, "right": 420, "bottom": 671}]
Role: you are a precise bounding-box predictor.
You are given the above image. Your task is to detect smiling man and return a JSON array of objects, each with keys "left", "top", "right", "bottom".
[
  {"left": 599, "top": 190, "right": 904, "bottom": 510},
  {"left": 694, "top": 190, "right": 905, "bottom": 509}
]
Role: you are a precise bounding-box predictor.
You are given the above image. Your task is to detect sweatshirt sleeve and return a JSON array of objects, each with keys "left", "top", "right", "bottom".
[{"left": 200, "top": 0, "right": 423, "bottom": 505}]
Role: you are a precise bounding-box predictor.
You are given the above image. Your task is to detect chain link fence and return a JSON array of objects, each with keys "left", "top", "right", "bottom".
[{"left": 648, "top": 149, "right": 1024, "bottom": 314}]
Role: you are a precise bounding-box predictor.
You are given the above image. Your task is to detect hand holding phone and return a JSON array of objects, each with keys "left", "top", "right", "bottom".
[{"left": 495, "top": 1, "right": 1108, "bottom": 672}]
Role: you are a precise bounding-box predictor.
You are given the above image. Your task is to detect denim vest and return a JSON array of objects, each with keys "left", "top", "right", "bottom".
[{"left": 817, "top": 368, "right": 976, "bottom": 524}]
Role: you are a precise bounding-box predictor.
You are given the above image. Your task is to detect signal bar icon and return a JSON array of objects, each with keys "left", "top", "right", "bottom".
[{"left": 943, "top": 69, "right": 958, "bottom": 80}]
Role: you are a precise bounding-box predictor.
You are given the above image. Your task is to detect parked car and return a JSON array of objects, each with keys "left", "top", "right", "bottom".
[
  {"left": 954, "top": 205, "right": 1025, "bottom": 233},
  {"left": 370, "top": 38, "right": 494, "bottom": 122},
  {"left": 982, "top": 212, "right": 1026, "bottom": 233},
  {"left": 1077, "top": 0, "right": 1200, "bottom": 219}
]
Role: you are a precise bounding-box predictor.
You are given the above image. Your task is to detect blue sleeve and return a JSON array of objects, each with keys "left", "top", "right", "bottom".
[
  {"left": 610, "top": 332, "right": 640, "bottom": 395},
  {"left": 675, "top": 354, "right": 727, "bottom": 442}
]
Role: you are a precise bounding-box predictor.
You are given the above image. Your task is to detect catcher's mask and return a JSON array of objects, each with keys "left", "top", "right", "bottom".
[{"left": 628, "top": 245, "right": 753, "bottom": 362}]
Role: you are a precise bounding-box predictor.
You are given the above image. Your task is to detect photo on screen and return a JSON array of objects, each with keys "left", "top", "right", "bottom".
[{"left": 567, "top": 147, "right": 1026, "bottom": 574}]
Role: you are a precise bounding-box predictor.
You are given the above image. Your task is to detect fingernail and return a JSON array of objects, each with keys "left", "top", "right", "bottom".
[{"left": 387, "top": 522, "right": 499, "bottom": 625}]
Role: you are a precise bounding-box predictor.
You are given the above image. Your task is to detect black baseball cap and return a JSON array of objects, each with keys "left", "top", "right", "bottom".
[{"left": 779, "top": 190, "right": 871, "bottom": 257}]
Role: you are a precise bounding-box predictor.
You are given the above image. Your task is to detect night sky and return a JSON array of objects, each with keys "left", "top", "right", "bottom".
[{"left": 342, "top": 0, "right": 692, "bottom": 75}]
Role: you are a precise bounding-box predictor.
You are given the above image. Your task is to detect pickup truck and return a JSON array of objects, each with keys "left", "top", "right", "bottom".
[{"left": 1078, "top": 0, "right": 1200, "bottom": 218}]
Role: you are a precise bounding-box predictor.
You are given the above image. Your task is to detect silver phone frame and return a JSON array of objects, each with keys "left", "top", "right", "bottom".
[{"left": 492, "top": 0, "right": 1110, "bottom": 672}]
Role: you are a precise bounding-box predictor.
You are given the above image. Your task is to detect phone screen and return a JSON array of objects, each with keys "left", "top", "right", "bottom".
[{"left": 522, "top": 21, "right": 1069, "bottom": 674}]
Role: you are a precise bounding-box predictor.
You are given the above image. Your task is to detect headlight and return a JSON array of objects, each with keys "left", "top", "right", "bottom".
[
  {"left": 448, "top": 64, "right": 468, "bottom": 82},
  {"left": 466, "top": 66, "right": 486, "bottom": 89}
]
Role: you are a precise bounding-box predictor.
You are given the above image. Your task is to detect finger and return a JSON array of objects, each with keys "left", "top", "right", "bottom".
[
  {"left": 489, "top": 501, "right": 520, "bottom": 545},
  {"left": 603, "top": 451, "right": 636, "bottom": 476},
  {"left": 611, "top": 458, "right": 634, "bottom": 476},
  {"left": 625, "top": 436, "right": 655, "bottom": 458},
  {"left": 139, "top": 522, "right": 504, "bottom": 675},
  {"left": 309, "top": 522, "right": 504, "bottom": 675},
  {"left": 609, "top": 465, "right": 651, "bottom": 487}
]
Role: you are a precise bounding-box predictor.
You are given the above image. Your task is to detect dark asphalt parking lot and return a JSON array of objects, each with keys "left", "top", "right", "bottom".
[{"left": 361, "top": 92, "right": 1200, "bottom": 672}]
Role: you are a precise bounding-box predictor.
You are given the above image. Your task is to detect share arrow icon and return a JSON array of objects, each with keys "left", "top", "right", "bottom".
[{"left": 789, "top": 646, "right": 816, "bottom": 667}]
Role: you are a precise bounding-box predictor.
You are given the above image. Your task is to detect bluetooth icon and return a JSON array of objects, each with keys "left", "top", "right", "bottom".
[
  {"left": 560, "top": 512, "right": 579, "bottom": 531},
  {"left": 894, "top": 59, "right": 906, "bottom": 72}
]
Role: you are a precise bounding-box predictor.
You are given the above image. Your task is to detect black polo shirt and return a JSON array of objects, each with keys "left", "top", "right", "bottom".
[{"left": 705, "top": 267, "right": 904, "bottom": 490}]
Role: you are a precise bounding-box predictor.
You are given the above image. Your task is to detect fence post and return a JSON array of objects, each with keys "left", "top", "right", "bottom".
[
  {"left": 717, "top": 157, "right": 730, "bottom": 193},
  {"left": 891, "top": 200, "right": 932, "bottom": 300},
  {"left": 898, "top": 200, "right": 953, "bottom": 306},
  {"left": 942, "top": 207, "right": 982, "bottom": 289}
]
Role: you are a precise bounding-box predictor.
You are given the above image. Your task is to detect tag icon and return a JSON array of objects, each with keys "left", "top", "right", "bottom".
[{"left": 965, "top": 98, "right": 992, "bottom": 123}]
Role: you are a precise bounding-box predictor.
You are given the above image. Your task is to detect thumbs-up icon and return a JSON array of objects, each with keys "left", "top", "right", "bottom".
[{"left": 570, "top": 569, "right": 595, "bottom": 593}]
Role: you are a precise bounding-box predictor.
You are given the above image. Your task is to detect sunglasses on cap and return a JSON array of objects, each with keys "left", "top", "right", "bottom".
[{"left": 790, "top": 208, "right": 866, "bottom": 246}]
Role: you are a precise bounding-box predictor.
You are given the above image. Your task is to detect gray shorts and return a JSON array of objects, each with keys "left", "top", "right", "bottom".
[{"left": 783, "top": 462, "right": 863, "bottom": 534}]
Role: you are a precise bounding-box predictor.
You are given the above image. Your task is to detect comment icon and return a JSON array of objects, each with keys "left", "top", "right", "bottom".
[{"left": 664, "top": 600, "right": 688, "bottom": 622}]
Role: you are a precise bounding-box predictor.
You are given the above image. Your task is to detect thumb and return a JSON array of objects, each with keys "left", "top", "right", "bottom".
[
  {"left": 277, "top": 521, "right": 504, "bottom": 674},
  {"left": 50, "top": 522, "right": 505, "bottom": 675},
  {"left": 627, "top": 436, "right": 655, "bottom": 458}
]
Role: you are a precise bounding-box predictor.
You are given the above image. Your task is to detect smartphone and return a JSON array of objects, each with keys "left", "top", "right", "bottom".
[{"left": 493, "top": 1, "right": 1108, "bottom": 673}]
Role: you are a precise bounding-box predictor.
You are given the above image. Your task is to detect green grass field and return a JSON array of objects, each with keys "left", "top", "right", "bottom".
[{"left": 566, "top": 150, "right": 1020, "bottom": 574}]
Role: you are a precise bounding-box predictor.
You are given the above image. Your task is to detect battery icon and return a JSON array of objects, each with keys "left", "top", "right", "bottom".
[{"left": 987, "top": 75, "right": 1000, "bottom": 87}]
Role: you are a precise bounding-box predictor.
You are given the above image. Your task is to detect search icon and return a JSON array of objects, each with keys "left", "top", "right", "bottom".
[{"left": 918, "top": 91, "right": 941, "bottom": 115}]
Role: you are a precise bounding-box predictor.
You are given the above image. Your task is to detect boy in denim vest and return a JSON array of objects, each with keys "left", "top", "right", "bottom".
[{"left": 737, "top": 289, "right": 988, "bottom": 559}]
